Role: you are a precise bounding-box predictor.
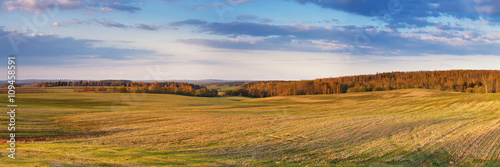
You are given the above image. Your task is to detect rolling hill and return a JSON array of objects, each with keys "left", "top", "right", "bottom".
[{"left": 1, "top": 88, "right": 499, "bottom": 166}]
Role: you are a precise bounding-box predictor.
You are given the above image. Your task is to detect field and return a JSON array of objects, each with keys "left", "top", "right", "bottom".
[
  {"left": 206, "top": 86, "right": 239, "bottom": 96},
  {"left": 1, "top": 87, "right": 500, "bottom": 166},
  {"left": 206, "top": 86, "right": 239, "bottom": 92}
]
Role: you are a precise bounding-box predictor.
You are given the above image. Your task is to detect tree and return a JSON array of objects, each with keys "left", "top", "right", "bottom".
[{"left": 225, "top": 70, "right": 500, "bottom": 98}]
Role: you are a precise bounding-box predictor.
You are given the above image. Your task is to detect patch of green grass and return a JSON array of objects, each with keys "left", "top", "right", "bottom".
[
  {"left": 0, "top": 143, "right": 227, "bottom": 166},
  {"left": 206, "top": 86, "right": 239, "bottom": 92}
]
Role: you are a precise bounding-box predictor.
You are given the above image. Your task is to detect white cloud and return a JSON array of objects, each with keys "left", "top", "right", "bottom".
[
  {"left": 51, "top": 22, "right": 60, "bottom": 27},
  {"left": 2, "top": 0, "right": 142, "bottom": 13},
  {"left": 4, "top": 0, "right": 83, "bottom": 13}
]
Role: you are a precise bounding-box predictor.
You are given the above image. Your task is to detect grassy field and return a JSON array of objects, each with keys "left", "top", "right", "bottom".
[
  {"left": 1, "top": 88, "right": 500, "bottom": 166},
  {"left": 206, "top": 86, "right": 239, "bottom": 92},
  {"left": 206, "top": 86, "right": 239, "bottom": 96}
]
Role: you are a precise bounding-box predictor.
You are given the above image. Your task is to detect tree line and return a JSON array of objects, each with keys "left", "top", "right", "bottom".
[
  {"left": 225, "top": 70, "right": 500, "bottom": 98},
  {"left": 34, "top": 80, "right": 218, "bottom": 97},
  {"left": 201, "top": 81, "right": 246, "bottom": 87},
  {"left": 33, "top": 80, "right": 135, "bottom": 87}
]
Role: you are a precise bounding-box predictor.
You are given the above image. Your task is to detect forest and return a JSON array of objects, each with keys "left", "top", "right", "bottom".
[
  {"left": 33, "top": 80, "right": 218, "bottom": 97},
  {"left": 225, "top": 70, "right": 500, "bottom": 98},
  {"left": 200, "top": 81, "right": 246, "bottom": 87}
]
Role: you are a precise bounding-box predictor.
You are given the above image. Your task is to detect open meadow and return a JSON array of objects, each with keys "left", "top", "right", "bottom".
[
  {"left": 1, "top": 87, "right": 500, "bottom": 166},
  {"left": 3, "top": 0, "right": 500, "bottom": 166}
]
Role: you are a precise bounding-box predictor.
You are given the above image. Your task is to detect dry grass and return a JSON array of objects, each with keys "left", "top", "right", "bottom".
[{"left": 1, "top": 89, "right": 500, "bottom": 166}]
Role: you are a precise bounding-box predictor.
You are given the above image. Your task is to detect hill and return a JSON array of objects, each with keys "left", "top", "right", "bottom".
[{"left": 1, "top": 89, "right": 500, "bottom": 166}]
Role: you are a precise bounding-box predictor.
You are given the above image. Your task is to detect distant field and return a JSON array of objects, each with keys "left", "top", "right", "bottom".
[
  {"left": 206, "top": 86, "right": 239, "bottom": 92},
  {"left": 0, "top": 87, "right": 49, "bottom": 93},
  {"left": 1, "top": 87, "right": 500, "bottom": 166}
]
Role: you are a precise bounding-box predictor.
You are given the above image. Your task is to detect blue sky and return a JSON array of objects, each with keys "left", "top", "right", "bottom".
[{"left": 1, "top": 0, "right": 500, "bottom": 80}]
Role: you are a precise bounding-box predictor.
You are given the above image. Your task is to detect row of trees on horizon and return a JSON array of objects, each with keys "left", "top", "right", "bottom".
[
  {"left": 33, "top": 81, "right": 218, "bottom": 97},
  {"left": 225, "top": 70, "right": 500, "bottom": 98}
]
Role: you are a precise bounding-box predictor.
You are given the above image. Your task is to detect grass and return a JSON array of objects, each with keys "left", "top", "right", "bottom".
[
  {"left": 206, "top": 86, "right": 239, "bottom": 92},
  {"left": 1, "top": 87, "right": 500, "bottom": 166}
]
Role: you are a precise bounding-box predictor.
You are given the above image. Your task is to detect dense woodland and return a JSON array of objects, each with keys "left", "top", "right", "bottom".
[
  {"left": 201, "top": 81, "right": 246, "bottom": 87},
  {"left": 33, "top": 80, "right": 218, "bottom": 97},
  {"left": 225, "top": 70, "right": 500, "bottom": 98}
]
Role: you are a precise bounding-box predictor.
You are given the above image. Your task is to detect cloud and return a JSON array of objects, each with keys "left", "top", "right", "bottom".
[
  {"left": 433, "top": 21, "right": 469, "bottom": 31},
  {"left": 2, "top": 0, "right": 142, "bottom": 13},
  {"left": 52, "top": 18, "right": 163, "bottom": 31},
  {"left": 192, "top": 0, "right": 258, "bottom": 10},
  {"left": 51, "top": 22, "right": 61, "bottom": 27},
  {"left": 47, "top": 19, "right": 89, "bottom": 27},
  {"left": 0, "top": 28, "right": 156, "bottom": 65},
  {"left": 96, "top": 19, "right": 129, "bottom": 28},
  {"left": 175, "top": 20, "right": 500, "bottom": 56},
  {"left": 474, "top": 0, "right": 500, "bottom": 12},
  {"left": 3, "top": 0, "right": 82, "bottom": 13},
  {"left": 291, "top": 0, "right": 500, "bottom": 26},
  {"left": 137, "top": 24, "right": 160, "bottom": 31},
  {"left": 99, "top": 2, "right": 142, "bottom": 13},
  {"left": 197, "top": 22, "right": 356, "bottom": 40},
  {"left": 169, "top": 19, "right": 208, "bottom": 27},
  {"left": 236, "top": 14, "right": 272, "bottom": 23},
  {"left": 179, "top": 37, "right": 348, "bottom": 53}
]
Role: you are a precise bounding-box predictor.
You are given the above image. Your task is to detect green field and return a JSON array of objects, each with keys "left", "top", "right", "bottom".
[
  {"left": 1, "top": 88, "right": 500, "bottom": 166},
  {"left": 206, "top": 86, "right": 239, "bottom": 92}
]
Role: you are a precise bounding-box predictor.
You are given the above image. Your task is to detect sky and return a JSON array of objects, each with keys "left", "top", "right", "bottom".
[{"left": 1, "top": 0, "right": 500, "bottom": 80}]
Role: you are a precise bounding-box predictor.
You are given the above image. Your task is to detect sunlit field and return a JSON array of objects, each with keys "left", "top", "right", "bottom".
[{"left": 1, "top": 87, "right": 500, "bottom": 166}]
